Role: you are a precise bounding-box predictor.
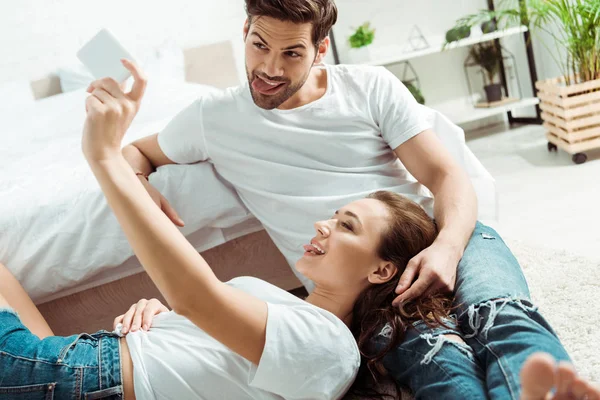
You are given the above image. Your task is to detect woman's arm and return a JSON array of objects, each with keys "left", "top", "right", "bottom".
[
  {"left": 90, "top": 151, "right": 267, "bottom": 364},
  {"left": 83, "top": 62, "right": 267, "bottom": 365}
]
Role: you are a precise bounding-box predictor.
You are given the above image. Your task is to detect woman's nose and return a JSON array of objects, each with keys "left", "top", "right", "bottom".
[{"left": 314, "top": 220, "right": 330, "bottom": 237}]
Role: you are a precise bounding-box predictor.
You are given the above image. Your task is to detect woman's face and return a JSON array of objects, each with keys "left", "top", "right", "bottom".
[{"left": 296, "top": 198, "right": 395, "bottom": 292}]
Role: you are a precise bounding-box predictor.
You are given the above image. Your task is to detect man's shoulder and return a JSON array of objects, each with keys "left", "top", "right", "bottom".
[
  {"left": 328, "top": 63, "right": 392, "bottom": 93},
  {"left": 197, "top": 83, "right": 250, "bottom": 111},
  {"left": 201, "top": 83, "right": 247, "bottom": 102},
  {"left": 329, "top": 63, "right": 388, "bottom": 81}
]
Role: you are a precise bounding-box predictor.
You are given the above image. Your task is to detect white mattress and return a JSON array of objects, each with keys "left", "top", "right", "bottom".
[{"left": 0, "top": 81, "right": 261, "bottom": 303}]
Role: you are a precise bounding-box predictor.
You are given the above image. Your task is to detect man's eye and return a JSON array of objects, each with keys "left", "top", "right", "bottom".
[
  {"left": 287, "top": 52, "right": 301, "bottom": 58},
  {"left": 254, "top": 43, "right": 267, "bottom": 50}
]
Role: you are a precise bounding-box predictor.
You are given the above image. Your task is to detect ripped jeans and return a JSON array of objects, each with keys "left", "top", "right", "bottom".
[{"left": 376, "top": 222, "right": 570, "bottom": 400}]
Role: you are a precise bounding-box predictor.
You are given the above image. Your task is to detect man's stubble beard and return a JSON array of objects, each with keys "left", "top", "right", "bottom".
[{"left": 245, "top": 65, "right": 312, "bottom": 110}]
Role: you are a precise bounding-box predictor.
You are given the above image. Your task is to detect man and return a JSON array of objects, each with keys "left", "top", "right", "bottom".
[{"left": 92, "top": 0, "right": 573, "bottom": 397}]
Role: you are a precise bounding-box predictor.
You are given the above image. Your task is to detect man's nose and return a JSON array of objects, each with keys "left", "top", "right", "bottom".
[{"left": 262, "top": 53, "right": 284, "bottom": 78}]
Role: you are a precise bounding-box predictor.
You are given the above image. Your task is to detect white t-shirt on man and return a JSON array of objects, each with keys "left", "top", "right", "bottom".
[
  {"left": 126, "top": 277, "right": 360, "bottom": 400},
  {"left": 157, "top": 63, "right": 434, "bottom": 291}
]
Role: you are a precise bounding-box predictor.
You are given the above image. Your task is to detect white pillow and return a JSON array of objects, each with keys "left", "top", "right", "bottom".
[
  {"left": 0, "top": 81, "right": 35, "bottom": 115},
  {"left": 56, "top": 63, "right": 94, "bottom": 93},
  {"left": 57, "top": 39, "right": 185, "bottom": 92}
]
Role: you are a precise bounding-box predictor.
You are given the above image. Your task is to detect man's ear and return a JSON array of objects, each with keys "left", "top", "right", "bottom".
[
  {"left": 368, "top": 261, "right": 398, "bottom": 285},
  {"left": 314, "top": 36, "right": 330, "bottom": 64},
  {"left": 243, "top": 18, "right": 250, "bottom": 41}
]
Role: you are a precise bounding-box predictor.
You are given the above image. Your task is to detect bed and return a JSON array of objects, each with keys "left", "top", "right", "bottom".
[{"left": 1, "top": 40, "right": 301, "bottom": 336}]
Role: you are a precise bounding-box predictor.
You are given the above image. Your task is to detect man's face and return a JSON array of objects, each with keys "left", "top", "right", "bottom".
[{"left": 244, "top": 16, "right": 321, "bottom": 110}]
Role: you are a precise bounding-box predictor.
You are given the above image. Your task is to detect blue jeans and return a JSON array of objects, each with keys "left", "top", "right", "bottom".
[
  {"left": 377, "top": 222, "right": 571, "bottom": 399},
  {"left": 0, "top": 309, "right": 123, "bottom": 399}
]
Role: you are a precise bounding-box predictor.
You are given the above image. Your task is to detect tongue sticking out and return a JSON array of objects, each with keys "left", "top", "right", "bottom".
[{"left": 252, "top": 77, "right": 284, "bottom": 94}]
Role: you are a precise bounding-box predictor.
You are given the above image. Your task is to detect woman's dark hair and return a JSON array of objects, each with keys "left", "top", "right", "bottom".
[
  {"left": 348, "top": 191, "right": 453, "bottom": 399},
  {"left": 244, "top": 0, "right": 338, "bottom": 47}
]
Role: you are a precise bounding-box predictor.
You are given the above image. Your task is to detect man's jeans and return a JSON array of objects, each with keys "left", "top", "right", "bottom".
[{"left": 376, "top": 222, "right": 571, "bottom": 399}]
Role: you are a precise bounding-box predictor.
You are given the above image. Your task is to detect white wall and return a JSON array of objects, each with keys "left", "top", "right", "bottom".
[
  {"left": 2, "top": 0, "right": 565, "bottom": 120},
  {"left": 0, "top": 0, "right": 249, "bottom": 84},
  {"left": 333, "top": 0, "right": 565, "bottom": 122},
  {"left": 530, "top": 20, "right": 566, "bottom": 82}
]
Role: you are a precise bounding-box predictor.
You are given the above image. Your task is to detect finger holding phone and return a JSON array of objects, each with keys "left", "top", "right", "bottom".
[{"left": 82, "top": 59, "right": 147, "bottom": 162}]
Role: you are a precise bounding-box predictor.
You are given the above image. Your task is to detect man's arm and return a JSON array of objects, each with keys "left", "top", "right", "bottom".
[
  {"left": 121, "top": 133, "right": 185, "bottom": 226},
  {"left": 393, "top": 129, "right": 477, "bottom": 303},
  {"left": 122, "top": 133, "right": 176, "bottom": 176}
]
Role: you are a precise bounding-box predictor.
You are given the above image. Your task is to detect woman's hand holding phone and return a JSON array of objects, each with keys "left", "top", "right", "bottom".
[{"left": 82, "top": 59, "right": 147, "bottom": 163}]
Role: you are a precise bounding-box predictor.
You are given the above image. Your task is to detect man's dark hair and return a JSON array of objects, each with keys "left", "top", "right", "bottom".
[{"left": 245, "top": 0, "right": 338, "bottom": 47}]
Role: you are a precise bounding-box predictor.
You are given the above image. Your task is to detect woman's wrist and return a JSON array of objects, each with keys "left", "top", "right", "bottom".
[{"left": 86, "top": 154, "right": 130, "bottom": 178}]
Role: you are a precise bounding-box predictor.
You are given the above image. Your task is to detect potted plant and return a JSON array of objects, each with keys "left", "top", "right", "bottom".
[
  {"left": 469, "top": 42, "right": 503, "bottom": 103},
  {"left": 347, "top": 22, "right": 375, "bottom": 63},
  {"left": 403, "top": 81, "right": 426, "bottom": 105},
  {"left": 445, "top": 25, "right": 471, "bottom": 43},
  {"left": 447, "top": 0, "right": 600, "bottom": 164},
  {"left": 481, "top": 20, "right": 497, "bottom": 34}
]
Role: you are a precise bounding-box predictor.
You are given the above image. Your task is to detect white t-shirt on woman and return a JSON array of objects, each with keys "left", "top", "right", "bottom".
[{"left": 125, "top": 277, "right": 360, "bottom": 400}]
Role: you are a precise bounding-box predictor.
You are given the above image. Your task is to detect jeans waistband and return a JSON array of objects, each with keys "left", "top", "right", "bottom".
[{"left": 96, "top": 331, "right": 123, "bottom": 391}]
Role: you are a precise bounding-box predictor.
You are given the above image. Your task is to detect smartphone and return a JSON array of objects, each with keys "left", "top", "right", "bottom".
[{"left": 77, "top": 28, "right": 135, "bottom": 83}]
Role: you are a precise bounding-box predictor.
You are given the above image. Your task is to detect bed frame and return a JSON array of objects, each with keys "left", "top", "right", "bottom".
[{"left": 31, "top": 41, "right": 301, "bottom": 336}]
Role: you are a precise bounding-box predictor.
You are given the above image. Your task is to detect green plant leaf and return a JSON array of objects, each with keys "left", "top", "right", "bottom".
[
  {"left": 469, "top": 43, "right": 502, "bottom": 84},
  {"left": 349, "top": 22, "right": 376, "bottom": 48},
  {"left": 403, "top": 81, "right": 426, "bottom": 104},
  {"left": 448, "top": 0, "right": 600, "bottom": 84}
]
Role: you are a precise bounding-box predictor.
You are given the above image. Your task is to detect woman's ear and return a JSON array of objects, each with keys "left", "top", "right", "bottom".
[{"left": 368, "top": 262, "right": 398, "bottom": 285}]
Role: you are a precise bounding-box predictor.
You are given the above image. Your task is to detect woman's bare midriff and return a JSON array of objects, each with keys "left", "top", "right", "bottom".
[{"left": 120, "top": 337, "right": 136, "bottom": 400}]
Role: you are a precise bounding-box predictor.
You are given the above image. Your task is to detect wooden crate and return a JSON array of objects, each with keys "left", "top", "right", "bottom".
[{"left": 536, "top": 76, "right": 600, "bottom": 155}]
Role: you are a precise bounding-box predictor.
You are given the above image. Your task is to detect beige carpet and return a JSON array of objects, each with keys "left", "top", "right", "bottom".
[{"left": 507, "top": 238, "right": 600, "bottom": 383}]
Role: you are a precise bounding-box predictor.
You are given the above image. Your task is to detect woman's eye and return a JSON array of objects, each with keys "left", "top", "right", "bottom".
[{"left": 341, "top": 221, "right": 354, "bottom": 232}]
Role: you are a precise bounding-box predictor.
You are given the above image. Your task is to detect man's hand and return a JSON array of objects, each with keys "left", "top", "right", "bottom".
[
  {"left": 392, "top": 241, "right": 462, "bottom": 306},
  {"left": 138, "top": 176, "right": 185, "bottom": 227},
  {"left": 113, "top": 298, "right": 169, "bottom": 334}
]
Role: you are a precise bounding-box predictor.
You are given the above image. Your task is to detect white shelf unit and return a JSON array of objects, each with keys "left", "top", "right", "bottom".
[
  {"left": 347, "top": 26, "right": 538, "bottom": 125},
  {"left": 430, "top": 97, "right": 540, "bottom": 125},
  {"left": 362, "top": 26, "right": 529, "bottom": 67}
]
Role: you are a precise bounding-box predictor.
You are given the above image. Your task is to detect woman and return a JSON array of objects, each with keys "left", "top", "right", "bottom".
[
  {"left": 0, "top": 60, "right": 596, "bottom": 400},
  {"left": 0, "top": 187, "right": 448, "bottom": 399}
]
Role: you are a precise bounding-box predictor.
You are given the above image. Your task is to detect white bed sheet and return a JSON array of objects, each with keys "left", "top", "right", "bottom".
[{"left": 0, "top": 81, "right": 260, "bottom": 303}]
